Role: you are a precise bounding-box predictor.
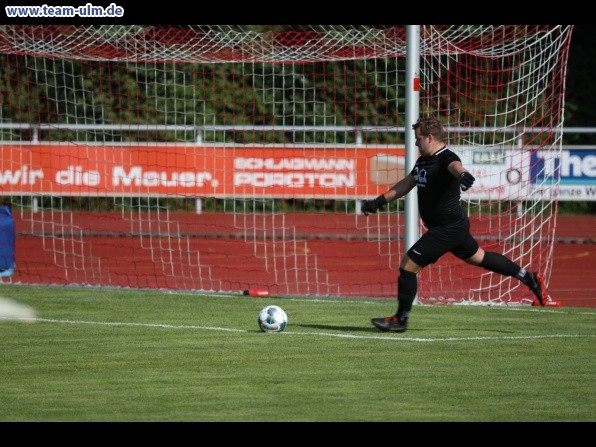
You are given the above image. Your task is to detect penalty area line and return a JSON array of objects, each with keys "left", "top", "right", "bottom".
[
  {"left": 283, "top": 331, "right": 595, "bottom": 342},
  {"left": 22, "top": 317, "right": 247, "bottom": 333},
  {"left": 6, "top": 316, "right": 594, "bottom": 342}
]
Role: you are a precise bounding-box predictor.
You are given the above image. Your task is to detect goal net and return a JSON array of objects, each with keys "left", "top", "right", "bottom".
[{"left": 0, "top": 25, "right": 573, "bottom": 305}]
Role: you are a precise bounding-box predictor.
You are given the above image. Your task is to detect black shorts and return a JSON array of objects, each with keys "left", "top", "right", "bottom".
[{"left": 407, "top": 217, "right": 479, "bottom": 268}]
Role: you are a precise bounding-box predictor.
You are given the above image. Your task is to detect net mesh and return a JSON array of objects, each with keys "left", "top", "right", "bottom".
[{"left": 0, "top": 25, "right": 573, "bottom": 304}]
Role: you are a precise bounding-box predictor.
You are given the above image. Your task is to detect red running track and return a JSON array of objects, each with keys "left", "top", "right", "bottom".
[{"left": 3, "top": 213, "right": 595, "bottom": 308}]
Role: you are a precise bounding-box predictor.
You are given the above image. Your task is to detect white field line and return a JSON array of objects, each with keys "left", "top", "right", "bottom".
[{"left": 2, "top": 316, "right": 594, "bottom": 343}]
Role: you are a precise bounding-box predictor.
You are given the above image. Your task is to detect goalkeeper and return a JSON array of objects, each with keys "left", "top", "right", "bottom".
[{"left": 362, "top": 117, "right": 547, "bottom": 333}]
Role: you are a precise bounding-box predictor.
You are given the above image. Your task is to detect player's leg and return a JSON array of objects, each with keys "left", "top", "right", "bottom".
[
  {"left": 371, "top": 258, "right": 420, "bottom": 332},
  {"left": 479, "top": 251, "right": 546, "bottom": 306},
  {"left": 459, "top": 240, "right": 546, "bottom": 306},
  {"left": 371, "top": 228, "right": 448, "bottom": 333}
]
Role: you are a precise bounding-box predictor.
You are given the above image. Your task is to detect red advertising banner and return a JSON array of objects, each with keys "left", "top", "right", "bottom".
[{"left": 0, "top": 144, "right": 405, "bottom": 198}]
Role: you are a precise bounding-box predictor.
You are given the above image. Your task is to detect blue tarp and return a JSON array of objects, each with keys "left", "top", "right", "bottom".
[{"left": 0, "top": 205, "right": 15, "bottom": 277}]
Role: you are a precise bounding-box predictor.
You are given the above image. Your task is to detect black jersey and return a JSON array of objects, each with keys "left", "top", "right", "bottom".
[{"left": 409, "top": 147, "right": 466, "bottom": 228}]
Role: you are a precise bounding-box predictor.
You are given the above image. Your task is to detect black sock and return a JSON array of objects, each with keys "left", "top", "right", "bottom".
[
  {"left": 396, "top": 268, "right": 417, "bottom": 322},
  {"left": 479, "top": 251, "right": 527, "bottom": 282}
]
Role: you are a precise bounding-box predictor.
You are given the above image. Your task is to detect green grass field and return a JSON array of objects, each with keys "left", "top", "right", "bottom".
[{"left": 0, "top": 284, "right": 594, "bottom": 422}]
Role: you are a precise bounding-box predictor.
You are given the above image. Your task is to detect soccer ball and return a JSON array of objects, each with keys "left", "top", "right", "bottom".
[{"left": 258, "top": 305, "right": 288, "bottom": 333}]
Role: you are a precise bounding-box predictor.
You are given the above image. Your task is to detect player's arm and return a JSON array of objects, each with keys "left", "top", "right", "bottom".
[
  {"left": 362, "top": 174, "right": 416, "bottom": 216},
  {"left": 448, "top": 161, "right": 475, "bottom": 191},
  {"left": 385, "top": 174, "right": 417, "bottom": 201}
]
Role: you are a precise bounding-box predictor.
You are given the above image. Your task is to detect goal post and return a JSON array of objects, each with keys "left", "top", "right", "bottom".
[{"left": 0, "top": 25, "right": 573, "bottom": 305}]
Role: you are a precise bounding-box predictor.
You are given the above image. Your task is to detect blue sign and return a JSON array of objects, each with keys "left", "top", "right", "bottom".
[{"left": 532, "top": 148, "right": 596, "bottom": 185}]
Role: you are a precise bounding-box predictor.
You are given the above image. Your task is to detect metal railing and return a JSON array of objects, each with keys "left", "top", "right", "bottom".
[{"left": 1, "top": 123, "right": 594, "bottom": 145}]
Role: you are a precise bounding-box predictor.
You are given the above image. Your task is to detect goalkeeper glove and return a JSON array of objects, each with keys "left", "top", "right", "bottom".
[
  {"left": 460, "top": 172, "right": 475, "bottom": 191},
  {"left": 362, "top": 195, "right": 388, "bottom": 216}
]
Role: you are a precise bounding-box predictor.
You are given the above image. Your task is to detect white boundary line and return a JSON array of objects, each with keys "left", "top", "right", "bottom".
[{"left": 3, "top": 316, "right": 594, "bottom": 343}]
